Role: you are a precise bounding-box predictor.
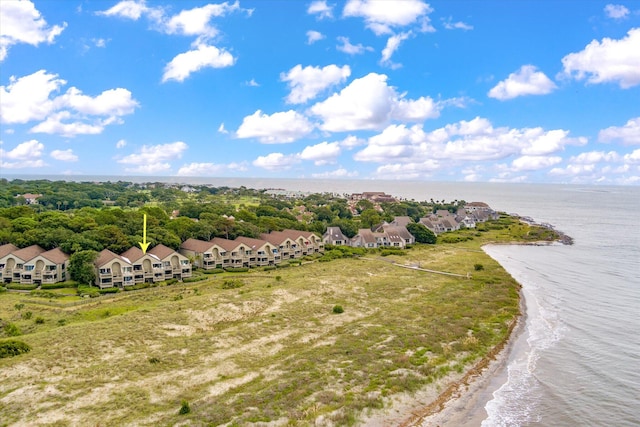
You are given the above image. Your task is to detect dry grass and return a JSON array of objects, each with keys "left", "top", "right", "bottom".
[{"left": 0, "top": 230, "right": 524, "bottom": 426}]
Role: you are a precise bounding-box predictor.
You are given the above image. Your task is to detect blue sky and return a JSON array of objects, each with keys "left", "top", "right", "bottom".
[{"left": 1, "top": 0, "right": 639, "bottom": 184}]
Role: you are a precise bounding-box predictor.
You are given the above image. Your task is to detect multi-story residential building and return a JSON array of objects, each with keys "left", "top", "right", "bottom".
[
  {"left": 121, "top": 247, "right": 165, "bottom": 284},
  {"left": 94, "top": 249, "right": 134, "bottom": 288},
  {"left": 148, "top": 244, "right": 192, "bottom": 280},
  {"left": 260, "top": 232, "right": 300, "bottom": 259},
  {"left": 0, "top": 245, "right": 45, "bottom": 284},
  {"left": 323, "top": 227, "right": 351, "bottom": 246},
  {"left": 0, "top": 243, "right": 19, "bottom": 283},
  {"left": 20, "top": 247, "right": 69, "bottom": 285},
  {"left": 234, "top": 236, "right": 281, "bottom": 267}
]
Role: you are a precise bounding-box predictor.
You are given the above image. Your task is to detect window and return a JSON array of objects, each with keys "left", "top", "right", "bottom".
[
  {"left": 134, "top": 265, "right": 142, "bottom": 271},
  {"left": 181, "top": 260, "right": 189, "bottom": 265},
  {"left": 99, "top": 268, "right": 111, "bottom": 274},
  {"left": 153, "top": 263, "right": 162, "bottom": 269}
]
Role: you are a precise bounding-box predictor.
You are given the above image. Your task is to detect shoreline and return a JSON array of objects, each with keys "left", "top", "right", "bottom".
[{"left": 389, "top": 246, "right": 529, "bottom": 427}]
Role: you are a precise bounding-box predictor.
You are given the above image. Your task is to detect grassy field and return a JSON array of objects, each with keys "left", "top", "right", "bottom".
[{"left": 0, "top": 224, "right": 542, "bottom": 426}]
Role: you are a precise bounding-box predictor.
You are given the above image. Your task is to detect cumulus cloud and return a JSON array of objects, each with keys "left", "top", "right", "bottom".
[
  {"left": 117, "top": 141, "right": 188, "bottom": 173},
  {"left": 0, "top": 139, "right": 46, "bottom": 169},
  {"left": 561, "top": 28, "right": 640, "bottom": 88},
  {"left": 162, "top": 43, "right": 235, "bottom": 82},
  {"left": 116, "top": 139, "right": 127, "bottom": 148},
  {"left": 598, "top": 117, "right": 640, "bottom": 145},
  {"left": 511, "top": 155, "right": 562, "bottom": 171},
  {"left": 308, "top": 1, "right": 334, "bottom": 19},
  {"left": 488, "top": 65, "right": 557, "bottom": 100},
  {"left": 310, "top": 73, "right": 442, "bottom": 132},
  {"left": 380, "top": 32, "right": 411, "bottom": 68},
  {"left": 0, "top": 0, "right": 66, "bottom": 61},
  {"left": 177, "top": 161, "right": 247, "bottom": 176},
  {"left": 0, "top": 70, "right": 138, "bottom": 137},
  {"left": 281, "top": 64, "right": 351, "bottom": 104},
  {"left": 99, "top": 1, "right": 248, "bottom": 82},
  {"left": 245, "top": 78, "right": 260, "bottom": 87},
  {"left": 343, "top": 0, "right": 432, "bottom": 35},
  {"left": 236, "top": 110, "right": 314, "bottom": 143},
  {"left": 569, "top": 150, "right": 621, "bottom": 164},
  {"left": 306, "top": 30, "right": 325, "bottom": 44},
  {"left": 604, "top": 4, "right": 629, "bottom": 19},
  {"left": 336, "top": 36, "right": 373, "bottom": 54},
  {"left": 299, "top": 141, "right": 341, "bottom": 165},
  {"left": 252, "top": 152, "right": 300, "bottom": 171},
  {"left": 51, "top": 149, "right": 78, "bottom": 162},
  {"left": 352, "top": 117, "right": 585, "bottom": 178},
  {"left": 311, "top": 168, "right": 359, "bottom": 178}
]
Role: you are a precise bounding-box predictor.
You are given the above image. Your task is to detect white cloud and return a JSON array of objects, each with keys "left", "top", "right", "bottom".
[
  {"left": 55, "top": 87, "right": 138, "bottom": 116},
  {"left": 624, "top": 148, "right": 640, "bottom": 163},
  {"left": 51, "top": 149, "right": 78, "bottom": 162},
  {"left": 488, "top": 65, "right": 557, "bottom": 100},
  {"left": 380, "top": 32, "right": 411, "bottom": 68},
  {"left": 245, "top": 78, "right": 260, "bottom": 87},
  {"left": 340, "top": 135, "right": 366, "bottom": 149},
  {"left": 343, "top": 0, "right": 432, "bottom": 35},
  {"left": 511, "top": 155, "right": 562, "bottom": 171},
  {"left": 218, "top": 123, "right": 229, "bottom": 134},
  {"left": 117, "top": 141, "right": 188, "bottom": 173},
  {"left": 0, "top": 0, "right": 66, "bottom": 61},
  {"left": 308, "top": 1, "right": 334, "bottom": 19},
  {"left": 336, "top": 36, "right": 373, "bottom": 55},
  {"left": 97, "top": 0, "right": 152, "bottom": 20},
  {"left": 252, "top": 152, "right": 300, "bottom": 171},
  {"left": 442, "top": 17, "right": 473, "bottom": 31},
  {"left": 373, "top": 160, "right": 440, "bottom": 180},
  {"left": 116, "top": 139, "right": 127, "bottom": 148},
  {"left": 236, "top": 110, "right": 314, "bottom": 143},
  {"left": 0, "top": 70, "right": 64, "bottom": 124},
  {"left": 299, "top": 141, "right": 341, "bottom": 165},
  {"left": 164, "top": 2, "right": 240, "bottom": 39},
  {"left": 561, "top": 28, "right": 640, "bottom": 88},
  {"left": 281, "top": 64, "right": 351, "bottom": 104},
  {"left": 0, "top": 139, "right": 46, "bottom": 169},
  {"left": 306, "top": 30, "right": 325, "bottom": 44},
  {"left": 0, "top": 70, "right": 138, "bottom": 137},
  {"left": 310, "top": 73, "right": 442, "bottom": 132},
  {"left": 311, "top": 168, "right": 359, "bottom": 178},
  {"left": 177, "top": 161, "right": 247, "bottom": 176},
  {"left": 570, "top": 150, "right": 620, "bottom": 164},
  {"left": 598, "top": 117, "right": 640, "bottom": 145},
  {"left": 353, "top": 117, "right": 584, "bottom": 169},
  {"left": 604, "top": 4, "right": 629, "bottom": 19},
  {"left": 162, "top": 43, "right": 235, "bottom": 82}
]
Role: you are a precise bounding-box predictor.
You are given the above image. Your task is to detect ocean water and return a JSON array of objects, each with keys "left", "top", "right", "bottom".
[{"left": 5, "top": 175, "right": 639, "bottom": 426}]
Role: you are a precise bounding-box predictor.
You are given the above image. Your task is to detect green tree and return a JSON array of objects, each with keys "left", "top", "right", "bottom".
[
  {"left": 407, "top": 223, "right": 437, "bottom": 244},
  {"left": 69, "top": 250, "right": 98, "bottom": 285}
]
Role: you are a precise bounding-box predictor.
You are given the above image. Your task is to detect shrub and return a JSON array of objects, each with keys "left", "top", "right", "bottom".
[
  {"left": 35, "top": 317, "right": 45, "bottom": 324},
  {"left": 57, "top": 319, "right": 67, "bottom": 326},
  {"left": 22, "top": 311, "right": 32, "bottom": 320},
  {"left": 3, "top": 323, "right": 21, "bottom": 337},
  {"left": 224, "top": 267, "right": 249, "bottom": 273},
  {"left": 262, "top": 266, "right": 277, "bottom": 271},
  {"left": 165, "top": 278, "right": 179, "bottom": 285},
  {"left": 203, "top": 268, "right": 224, "bottom": 274},
  {"left": 148, "top": 357, "right": 160, "bottom": 364},
  {"left": 179, "top": 400, "right": 191, "bottom": 415},
  {"left": 221, "top": 279, "right": 244, "bottom": 289},
  {"left": 0, "top": 286, "right": 6, "bottom": 293},
  {"left": 183, "top": 276, "right": 206, "bottom": 283},
  {"left": 77, "top": 286, "right": 100, "bottom": 298},
  {"left": 0, "top": 340, "right": 31, "bottom": 358},
  {"left": 332, "top": 305, "right": 344, "bottom": 314},
  {"left": 123, "top": 283, "right": 150, "bottom": 291},
  {"left": 98, "top": 287, "right": 120, "bottom": 294},
  {"left": 6, "top": 284, "right": 38, "bottom": 291},
  {"left": 40, "top": 282, "right": 75, "bottom": 290},
  {"left": 474, "top": 263, "right": 485, "bottom": 271},
  {"left": 14, "top": 303, "right": 25, "bottom": 310}
]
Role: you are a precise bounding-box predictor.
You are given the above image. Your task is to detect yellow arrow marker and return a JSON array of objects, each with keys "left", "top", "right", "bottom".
[{"left": 138, "top": 213, "right": 150, "bottom": 253}]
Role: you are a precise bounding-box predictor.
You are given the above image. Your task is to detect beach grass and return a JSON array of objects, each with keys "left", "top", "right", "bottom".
[{"left": 0, "top": 224, "right": 538, "bottom": 426}]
